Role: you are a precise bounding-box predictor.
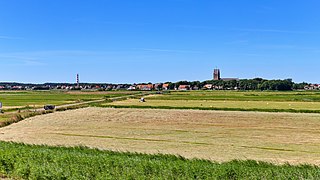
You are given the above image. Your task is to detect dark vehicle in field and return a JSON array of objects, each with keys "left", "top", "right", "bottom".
[{"left": 44, "top": 105, "right": 55, "bottom": 110}]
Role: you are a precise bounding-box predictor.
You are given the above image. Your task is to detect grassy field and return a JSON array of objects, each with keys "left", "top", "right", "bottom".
[
  {"left": 0, "top": 90, "right": 137, "bottom": 109},
  {"left": 106, "top": 91, "right": 320, "bottom": 113},
  {"left": 148, "top": 91, "right": 320, "bottom": 102},
  {"left": 109, "top": 99, "right": 320, "bottom": 111},
  {"left": 1, "top": 142, "right": 319, "bottom": 179},
  {"left": 1, "top": 107, "right": 320, "bottom": 165}
]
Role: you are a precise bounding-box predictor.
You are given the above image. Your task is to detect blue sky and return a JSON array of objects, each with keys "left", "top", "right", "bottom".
[{"left": 0, "top": 0, "right": 319, "bottom": 83}]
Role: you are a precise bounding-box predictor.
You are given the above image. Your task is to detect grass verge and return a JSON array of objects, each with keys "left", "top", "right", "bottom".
[
  {"left": 0, "top": 141, "right": 319, "bottom": 179},
  {"left": 0, "top": 111, "right": 54, "bottom": 128}
]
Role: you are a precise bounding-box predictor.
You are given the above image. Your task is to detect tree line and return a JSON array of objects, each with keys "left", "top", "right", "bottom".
[{"left": 161, "top": 78, "right": 308, "bottom": 91}]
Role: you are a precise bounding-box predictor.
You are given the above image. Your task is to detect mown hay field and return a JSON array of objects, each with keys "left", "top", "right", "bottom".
[{"left": 1, "top": 107, "right": 320, "bottom": 165}]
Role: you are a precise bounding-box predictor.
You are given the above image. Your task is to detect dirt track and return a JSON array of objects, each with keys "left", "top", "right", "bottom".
[{"left": 0, "top": 107, "right": 320, "bottom": 165}]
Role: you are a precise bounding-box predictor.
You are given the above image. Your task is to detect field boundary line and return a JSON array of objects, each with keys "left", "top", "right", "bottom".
[
  {"left": 53, "top": 133, "right": 215, "bottom": 146},
  {"left": 98, "top": 104, "right": 320, "bottom": 114}
]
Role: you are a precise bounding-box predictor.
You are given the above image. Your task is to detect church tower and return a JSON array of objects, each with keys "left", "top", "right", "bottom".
[{"left": 213, "top": 69, "right": 221, "bottom": 80}]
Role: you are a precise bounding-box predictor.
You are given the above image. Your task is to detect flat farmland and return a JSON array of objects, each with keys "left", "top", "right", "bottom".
[
  {"left": 109, "top": 99, "right": 320, "bottom": 111},
  {"left": 107, "top": 91, "right": 320, "bottom": 112},
  {"left": 0, "top": 91, "right": 136, "bottom": 109},
  {"left": 149, "top": 91, "right": 320, "bottom": 102},
  {"left": 1, "top": 107, "right": 320, "bottom": 165}
]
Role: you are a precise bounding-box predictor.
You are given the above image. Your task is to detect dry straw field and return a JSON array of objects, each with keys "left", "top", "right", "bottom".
[{"left": 1, "top": 107, "right": 320, "bottom": 165}]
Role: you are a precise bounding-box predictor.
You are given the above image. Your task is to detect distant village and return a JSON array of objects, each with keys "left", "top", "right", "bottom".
[
  {"left": 0, "top": 69, "right": 318, "bottom": 91},
  {"left": 0, "top": 82, "right": 205, "bottom": 91}
]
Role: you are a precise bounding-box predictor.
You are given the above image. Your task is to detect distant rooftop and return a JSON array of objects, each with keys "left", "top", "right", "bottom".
[{"left": 221, "top": 78, "right": 239, "bottom": 81}]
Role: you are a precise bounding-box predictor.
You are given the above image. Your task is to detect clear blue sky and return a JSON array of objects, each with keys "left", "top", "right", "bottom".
[{"left": 0, "top": 0, "right": 319, "bottom": 83}]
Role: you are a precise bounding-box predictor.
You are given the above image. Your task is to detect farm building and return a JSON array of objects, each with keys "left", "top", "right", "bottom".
[
  {"left": 136, "top": 84, "right": 153, "bottom": 91},
  {"left": 304, "top": 84, "right": 320, "bottom": 90},
  {"left": 178, "top": 85, "right": 191, "bottom": 91},
  {"left": 203, "top": 84, "right": 213, "bottom": 90},
  {"left": 162, "top": 84, "right": 170, "bottom": 90}
]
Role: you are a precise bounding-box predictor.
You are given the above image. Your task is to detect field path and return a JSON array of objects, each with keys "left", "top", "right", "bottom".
[{"left": 52, "top": 92, "right": 154, "bottom": 110}]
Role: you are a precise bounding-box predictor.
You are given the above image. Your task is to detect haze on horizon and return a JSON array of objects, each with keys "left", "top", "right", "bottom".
[{"left": 0, "top": 0, "right": 319, "bottom": 84}]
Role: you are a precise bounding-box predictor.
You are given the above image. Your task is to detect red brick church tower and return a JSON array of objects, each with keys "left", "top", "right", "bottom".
[{"left": 213, "top": 69, "right": 221, "bottom": 80}]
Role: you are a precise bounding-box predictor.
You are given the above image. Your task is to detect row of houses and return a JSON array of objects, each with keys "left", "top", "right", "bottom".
[
  {"left": 304, "top": 84, "right": 320, "bottom": 90},
  {"left": 176, "top": 84, "right": 235, "bottom": 90},
  {"left": 0, "top": 84, "right": 131, "bottom": 91},
  {"left": 128, "top": 84, "right": 170, "bottom": 91},
  {"left": 0, "top": 83, "right": 232, "bottom": 91},
  {"left": 203, "top": 84, "right": 224, "bottom": 90},
  {"left": 129, "top": 83, "right": 226, "bottom": 91},
  {"left": 56, "top": 84, "right": 131, "bottom": 91},
  {"left": 0, "top": 85, "right": 31, "bottom": 90},
  {"left": 56, "top": 84, "right": 169, "bottom": 91}
]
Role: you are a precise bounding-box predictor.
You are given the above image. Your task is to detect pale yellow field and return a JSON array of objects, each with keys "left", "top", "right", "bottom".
[
  {"left": 109, "top": 99, "right": 320, "bottom": 110},
  {"left": 0, "top": 107, "right": 320, "bottom": 165}
]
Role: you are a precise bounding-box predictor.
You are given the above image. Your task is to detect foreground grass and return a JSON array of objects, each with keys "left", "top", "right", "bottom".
[{"left": 0, "top": 142, "right": 319, "bottom": 179}]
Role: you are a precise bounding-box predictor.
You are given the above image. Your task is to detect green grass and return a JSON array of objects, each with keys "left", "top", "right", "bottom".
[
  {"left": 0, "top": 110, "right": 57, "bottom": 127},
  {"left": 0, "top": 90, "right": 137, "bottom": 107},
  {"left": 152, "top": 91, "right": 320, "bottom": 102},
  {"left": 0, "top": 141, "right": 319, "bottom": 179},
  {"left": 105, "top": 91, "right": 320, "bottom": 113},
  {"left": 100, "top": 104, "right": 320, "bottom": 114}
]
